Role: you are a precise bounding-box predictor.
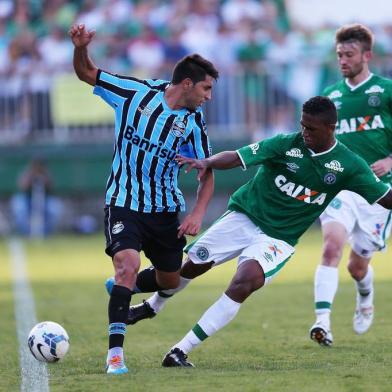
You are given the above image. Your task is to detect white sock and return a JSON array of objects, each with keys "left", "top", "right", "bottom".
[
  {"left": 314, "top": 265, "right": 338, "bottom": 328},
  {"left": 148, "top": 276, "right": 192, "bottom": 313},
  {"left": 107, "top": 347, "right": 124, "bottom": 364},
  {"left": 174, "top": 293, "right": 241, "bottom": 354},
  {"left": 355, "top": 265, "right": 374, "bottom": 308}
]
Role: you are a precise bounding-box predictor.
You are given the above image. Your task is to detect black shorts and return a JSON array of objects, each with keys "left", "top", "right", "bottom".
[{"left": 104, "top": 206, "right": 186, "bottom": 272}]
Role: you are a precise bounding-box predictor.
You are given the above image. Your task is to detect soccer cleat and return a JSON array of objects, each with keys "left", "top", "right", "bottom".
[
  {"left": 309, "top": 322, "right": 333, "bottom": 347},
  {"left": 105, "top": 277, "right": 115, "bottom": 295},
  {"left": 106, "top": 355, "right": 128, "bottom": 374},
  {"left": 162, "top": 348, "right": 194, "bottom": 367},
  {"left": 127, "top": 300, "right": 156, "bottom": 325},
  {"left": 353, "top": 306, "right": 374, "bottom": 335}
]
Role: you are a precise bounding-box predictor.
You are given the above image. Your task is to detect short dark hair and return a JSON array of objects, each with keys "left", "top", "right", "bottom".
[
  {"left": 335, "top": 24, "right": 373, "bottom": 52},
  {"left": 172, "top": 54, "right": 219, "bottom": 85},
  {"left": 302, "top": 96, "right": 337, "bottom": 124}
]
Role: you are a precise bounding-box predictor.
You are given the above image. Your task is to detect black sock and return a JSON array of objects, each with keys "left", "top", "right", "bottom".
[
  {"left": 134, "top": 267, "right": 164, "bottom": 293},
  {"left": 108, "top": 285, "right": 132, "bottom": 349}
]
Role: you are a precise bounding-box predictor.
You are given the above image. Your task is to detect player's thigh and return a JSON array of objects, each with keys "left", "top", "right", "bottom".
[
  {"left": 186, "top": 211, "right": 260, "bottom": 265},
  {"left": 143, "top": 212, "right": 186, "bottom": 273}
]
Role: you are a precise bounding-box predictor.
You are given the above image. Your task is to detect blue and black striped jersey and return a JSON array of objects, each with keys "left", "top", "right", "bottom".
[{"left": 94, "top": 70, "right": 212, "bottom": 213}]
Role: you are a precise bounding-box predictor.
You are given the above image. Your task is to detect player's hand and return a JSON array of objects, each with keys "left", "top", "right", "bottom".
[
  {"left": 177, "top": 212, "right": 203, "bottom": 238},
  {"left": 68, "top": 24, "right": 95, "bottom": 48},
  {"left": 176, "top": 155, "right": 208, "bottom": 180},
  {"left": 371, "top": 156, "right": 392, "bottom": 177}
]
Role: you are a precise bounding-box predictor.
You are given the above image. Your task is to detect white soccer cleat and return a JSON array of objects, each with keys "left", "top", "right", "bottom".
[
  {"left": 309, "top": 322, "right": 333, "bottom": 347},
  {"left": 353, "top": 306, "right": 374, "bottom": 335}
]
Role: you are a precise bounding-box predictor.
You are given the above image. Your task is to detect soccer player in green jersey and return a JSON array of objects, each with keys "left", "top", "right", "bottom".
[
  {"left": 126, "top": 96, "right": 392, "bottom": 367},
  {"left": 310, "top": 24, "right": 392, "bottom": 347}
]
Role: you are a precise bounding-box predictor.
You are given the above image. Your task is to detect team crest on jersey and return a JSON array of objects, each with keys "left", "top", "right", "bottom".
[
  {"left": 196, "top": 246, "right": 209, "bottom": 261},
  {"left": 324, "top": 160, "right": 344, "bottom": 172},
  {"left": 368, "top": 95, "right": 381, "bottom": 107},
  {"left": 286, "top": 162, "right": 300, "bottom": 173},
  {"left": 328, "top": 90, "right": 342, "bottom": 99},
  {"left": 112, "top": 222, "right": 124, "bottom": 234},
  {"left": 171, "top": 121, "right": 186, "bottom": 137},
  {"left": 285, "top": 148, "right": 303, "bottom": 158},
  {"left": 324, "top": 172, "right": 336, "bottom": 184},
  {"left": 365, "top": 85, "right": 384, "bottom": 94}
]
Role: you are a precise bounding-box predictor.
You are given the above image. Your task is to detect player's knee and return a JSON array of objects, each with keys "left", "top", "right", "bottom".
[
  {"left": 322, "top": 241, "right": 343, "bottom": 266},
  {"left": 229, "top": 276, "right": 263, "bottom": 301},
  {"left": 157, "top": 274, "right": 180, "bottom": 290},
  {"left": 113, "top": 252, "right": 140, "bottom": 281},
  {"left": 180, "top": 259, "right": 213, "bottom": 279},
  {"left": 347, "top": 262, "right": 367, "bottom": 281}
]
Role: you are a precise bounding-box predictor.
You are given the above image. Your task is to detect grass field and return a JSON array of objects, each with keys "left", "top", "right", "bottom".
[{"left": 1, "top": 229, "right": 392, "bottom": 392}]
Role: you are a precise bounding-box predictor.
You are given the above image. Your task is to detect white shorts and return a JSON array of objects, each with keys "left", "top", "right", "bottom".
[
  {"left": 320, "top": 190, "right": 392, "bottom": 258},
  {"left": 186, "top": 211, "right": 295, "bottom": 285}
]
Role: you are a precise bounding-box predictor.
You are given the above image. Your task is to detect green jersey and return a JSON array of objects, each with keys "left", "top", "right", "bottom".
[
  {"left": 229, "top": 132, "right": 389, "bottom": 246},
  {"left": 323, "top": 74, "right": 392, "bottom": 183}
]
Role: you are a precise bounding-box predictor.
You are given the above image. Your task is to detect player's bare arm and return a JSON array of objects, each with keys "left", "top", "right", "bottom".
[
  {"left": 178, "top": 168, "right": 214, "bottom": 238},
  {"left": 377, "top": 189, "right": 392, "bottom": 209},
  {"left": 370, "top": 155, "right": 392, "bottom": 177},
  {"left": 176, "top": 151, "right": 242, "bottom": 177},
  {"left": 69, "top": 24, "right": 98, "bottom": 86}
]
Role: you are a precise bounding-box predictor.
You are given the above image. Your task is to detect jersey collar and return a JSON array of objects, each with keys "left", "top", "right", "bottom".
[
  {"left": 345, "top": 73, "right": 373, "bottom": 91},
  {"left": 307, "top": 140, "right": 338, "bottom": 157}
]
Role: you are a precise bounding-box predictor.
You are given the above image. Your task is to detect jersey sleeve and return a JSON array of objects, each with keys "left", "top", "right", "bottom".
[
  {"left": 179, "top": 111, "right": 212, "bottom": 159},
  {"left": 236, "top": 134, "right": 285, "bottom": 169},
  {"left": 93, "top": 70, "right": 150, "bottom": 109},
  {"left": 345, "top": 157, "right": 391, "bottom": 204}
]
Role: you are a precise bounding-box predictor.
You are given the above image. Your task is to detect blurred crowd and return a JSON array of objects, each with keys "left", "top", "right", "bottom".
[
  {"left": 2, "top": 0, "right": 392, "bottom": 78},
  {"left": 1, "top": 0, "right": 392, "bottom": 141}
]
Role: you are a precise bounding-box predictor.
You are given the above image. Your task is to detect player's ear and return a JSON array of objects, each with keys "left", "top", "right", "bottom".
[{"left": 182, "top": 78, "right": 194, "bottom": 90}]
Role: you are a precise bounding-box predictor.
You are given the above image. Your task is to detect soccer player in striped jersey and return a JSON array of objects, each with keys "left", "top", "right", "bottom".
[
  {"left": 69, "top": 24, "right": 218, "bottom": 374},
  {"left": 310, "top": 24, "right": 392, "bottom": 347}
]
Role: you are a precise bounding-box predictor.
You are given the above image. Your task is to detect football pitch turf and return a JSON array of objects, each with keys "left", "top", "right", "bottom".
[{"left": 1, "top": 229, "right": 391, "bottom": 392}]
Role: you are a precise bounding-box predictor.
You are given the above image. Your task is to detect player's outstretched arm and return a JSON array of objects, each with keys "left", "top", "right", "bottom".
[
  {"left": 377, "top": 189, "right": 392, "bottom": 209},
  {"left": 176, "top": 151, "right": 241, "bottom": 177},
  {"left": 69, "top": 24, "right": 98, "bottom": 86}
]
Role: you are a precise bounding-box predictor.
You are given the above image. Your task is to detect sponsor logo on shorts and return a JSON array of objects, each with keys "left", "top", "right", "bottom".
[
  {"left": 269, "top": 244, "right": 282, "bottom": 257},
  {"left": 324, "top": 172, "right": 336, "bottom": 184},
  {"left": 263, "top": 252, "right": 273, "bottom": 263},
  {"left": 360, "top": 249, "right": 371, "bottom": 257},
  {"left": 112, "top": 222, "right": 124, "bottom": 234},
  {"left": 329, "top": 198, "right": 342, "bottom": 209},
  {"left": 249, "top": 143, "right": 259, "bottom": 155},
  {"left": 196, "top": 246, "right": 209, "bottom": 261},
  {"left": 372, "top": 223, "right": 384, "bottom": 237},
  {"left": 324, "top": 160, "right": 344, "bottom": 172},
  {"left": 285, "top": 148, "right": 303, "bottom": 158}
]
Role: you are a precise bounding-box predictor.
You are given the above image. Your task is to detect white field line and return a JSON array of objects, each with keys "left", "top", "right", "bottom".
[{"left": 8, "top": 239, "right": 49, "bottom": 392}]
